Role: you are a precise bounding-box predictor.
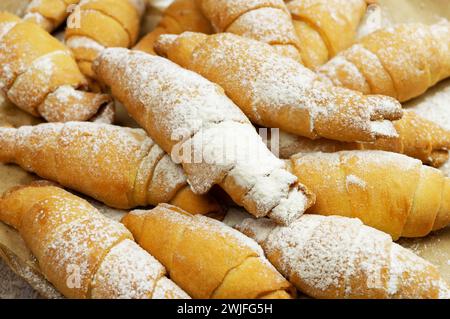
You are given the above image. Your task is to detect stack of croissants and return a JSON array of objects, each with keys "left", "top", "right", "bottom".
[{"left": 0, "top": 0, "right": 449, "bottom": 299}]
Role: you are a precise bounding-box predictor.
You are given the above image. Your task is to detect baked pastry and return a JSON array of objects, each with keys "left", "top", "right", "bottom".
[
  {"left": 319, "top": 22, "right": 450, "bottom": 102},
  {"left": 0, "top": 182, "right": 189, "bottom": 299},
  {"left": 271, "top": 111, "right": 450, "bottom": 167},
  {"left": 0, "top": 220, "right": 63, "bottom": 298},
  {"left": 0, "top": 122, "right": 220, "bottom": 215},
  {"left": 155, "top": 32, "right": 402, "bottom": 142},
  {"left": 287, "top": 0, "right": 368, "bottom": 69},
  {"left": 65, "top": 0, "right": 145, "bottom": 84},
  {"left": 23, "top": 0, "right": 79, "bottom": 32},
  {"left": 93, "top": 48, "right": 315, "bottom": 225},
  {"left": 286, "top": 150, "right": 450, "bottom": 239},
  {"left": 122, "top": 203, "right": 295, "bottom": 299},
  {"left": 134, "top": 0, "right": 213, "bottom": 54},
  {"left": 0, "top": 12, "right": 113, "bottom": 123},
  {"left": 237, "top": 214, "right": 450, "bottom": 299},
  {"left": 197, "top": 0, "right": 303, "bottom": 62}
]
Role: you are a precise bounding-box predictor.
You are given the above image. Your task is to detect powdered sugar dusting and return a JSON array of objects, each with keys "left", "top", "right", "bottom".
[
  {"left": 184, "top": 33, "right": 401, "bottom": 141},
  {"left": 153, "top": 205, "right": 264, "bottom": 254},
  {"left": 199, "top": 0, "right": 288, "bottom": 32},
  {"left": 346, "top": 174, "right": 366, "bottom": 189},
  {"left": 237, "top": 214, "right": 446, "bottom": 298},
  {"left": 226, "top": 7, "right": 299, "bottom": 47},
  {"left": 66, "top": 36, "right": 105, "bottom": 52},
  {"left": 94, "top": 48, "right": 309, "bottom": 224},
  {"left": 7, "top": 51, "right": 65, "bottom": 113},
  {"left": 0, "top": 22, "right": 17, "bottom": 42},
  {"left": 8, "top": 122, "right": 189, "bottom": 209},
  {"left": 320, "top": 22, "right": 450, "bottom": 102},
  {"left": 152, "top": 277, "right": 191, "bottom": 299},
  {"left": 407, "top": 81, "right": 450, "bottom": 131},
  {"left": 91, "top": 239, "right": 184, "bottom": 299}
]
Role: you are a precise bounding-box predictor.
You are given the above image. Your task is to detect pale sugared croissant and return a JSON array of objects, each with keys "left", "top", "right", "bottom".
[
  {"left": 0, "top": 12, "right": 112, "bottom": 123},
  {"left": 286, "top": 0, "right": 368, "bottom": 69},
  {"left": 23, "top": 0, "right": 79, "bottom": 32},
  {"left": 134, "top": 0, "right": 213, "bottom": 55},
  {"left": 93, "top": 48, "right": 315, "bottom": 225},
  {"left": 237, "top": 214, "right": 450, "bottom": 299},
  {"left": 0, "top": 122, "right": 220, "bottom": 215},
  {"left": 272, "top": 111, "right": 450, "bottom": 168},
  {"left": 0, "top": 182, "right": 189, "bottom": 299},
  {"left": 319, "top": 22, "right": 450, "bottom": 102}
]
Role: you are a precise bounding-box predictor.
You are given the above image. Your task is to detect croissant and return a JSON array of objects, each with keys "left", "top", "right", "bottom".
[
  {"left": 237, "top": 214, "right": 450, "bottom": 299},
  {"left": 319, "top": 22, "right": 450, "bottom": 102},
  {"left": 155, "top": 32, "right": 402, "bottom": 143},
  {"left": 272, "top": 112, "right": 450, "bottom": 167},
  {"left": 65, "top": 0, "right": 145, "bottom": 83},
  {"left": 93, "top": 48, "right": 314, "bottom": 225},
  {"left": 0, "top": 122, "right": 220, "bottom": 215},
  {"left": 286, "top": 150, "right": 450, "bottom": 240},
  {"left": 0, "top": 12, "right": 113, "bottom": 123},
  {"left": 134, "top": 0, "right": 213, "bottom": 55},
  {"left": 23, "top": 0, "right": 79, "bottom": 32},
  {"left": 0, "top": 182, "right": 189, "bottom": 299},
  {"left": 196, "top": 0, "right": 303, "bottom": 62},
  {"left": 122, "top": 203, "right": 295, "bottom": 299},
  {"left": 286, "top": 0, "right": 368, "bottom": 69}
]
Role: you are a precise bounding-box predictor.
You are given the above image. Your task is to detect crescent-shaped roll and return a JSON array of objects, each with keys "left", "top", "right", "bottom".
[
  {"left": 272, "top": 111, "right": 450, "bottom": 168},
  {"left": 287, "top": 0, "right": 368, "bottom": 69},
  {"left": 0, "top": 182, "right": 189, "bottom": 299},
  {"left": 0, "top": 12, "right": 113, "bottom": 123},
  {"left": 93, "top": 48, "right": 315, "bottom": 225},
  {"left": 319, "top": 22, "right": 450, "bottom": 102},
  {"left": 286, "top": 150, "right": 450, "bottom": 239},
  {"left": 155, "top": 32, "right": 403, "bottom": 143},
  {"left": 122, "top": 203, "right": 295, "bottom": 299},
  {"left": 134, "top": 0, "right": 213, "bottom": 54},
  {"left": 0, "top": 122, "right": 221, "bottom": 215},
  {"left": 237, "top": 214, "right": 450, "bottom": 299},
  {"left": 197, "top": 0, "right": 303, "bottom": 62}
]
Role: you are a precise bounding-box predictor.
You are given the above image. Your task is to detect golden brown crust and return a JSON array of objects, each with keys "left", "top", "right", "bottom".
[
  {"left": 155, "top": 32, "right": 403, "bottom": 143},
  {"left": 275, "top": 112, "right": 450, "bottom": 168},
  {"left": 0, "top": 183, "right": 189, "bottom": 299},
  {"left": 122, "top": 204, "right": 295, "bottom": 299},
  {"left": 65, "top": 0, "right": 143, "bottom": 81},
  {"left": 197, "top": 0, "right": 303, "bottom": 62},
  {"left": 0, "top": 123, "right": 221, "bottom": 215},
  {"left": 287, "top": 150, "right": 450, "bottom": 239},
  {"left": 134, "top": 0, "right": 213, "bottom": 55},
  {"left": 319, "top": 22, "right": 450, "bottom": 102},
  {"left": 237, "top": 214, "right": 448, "bottom": 299}
]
